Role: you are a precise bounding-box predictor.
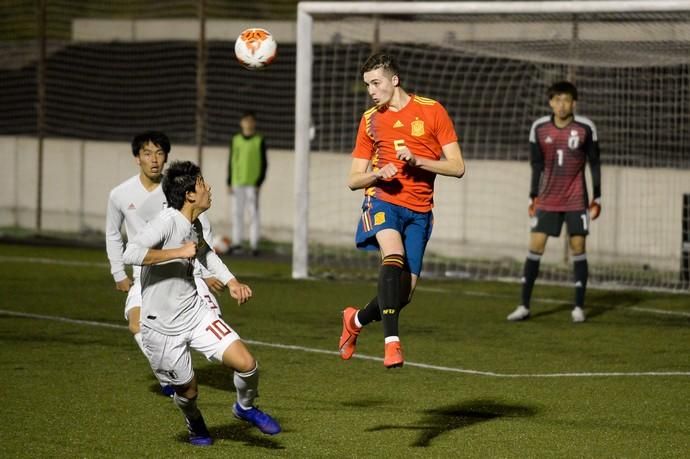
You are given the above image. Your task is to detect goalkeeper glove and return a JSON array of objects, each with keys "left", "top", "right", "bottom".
[
  {"left": 528, "top": 197, "right": 537, "bottom": 218},
  {"left": 590, "top": 198, "right": 601, "bottom": 220}
]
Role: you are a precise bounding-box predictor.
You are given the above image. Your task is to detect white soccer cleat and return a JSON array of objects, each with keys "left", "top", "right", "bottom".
[
  {"left": 571, "top": 307, "right": 586, "bottom": 323},
  {"left": 507, "top": 305, "right": 530, "bottom": 321}
]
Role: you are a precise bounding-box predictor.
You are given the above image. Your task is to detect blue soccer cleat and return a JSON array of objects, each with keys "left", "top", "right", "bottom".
[
  {"left": 185, "top": 415, "right": 213, "bottom": 446},
  {"left": 160, "top": 384, "right": 175, "bottom": 397},
  {"left": 232, "top": 402, "right": 281, "bottom": 435}
]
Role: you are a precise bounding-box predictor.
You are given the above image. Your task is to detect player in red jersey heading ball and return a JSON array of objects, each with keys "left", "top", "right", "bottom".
[{"left": 339, "top": 53, "right": 465, "bottom": 368}]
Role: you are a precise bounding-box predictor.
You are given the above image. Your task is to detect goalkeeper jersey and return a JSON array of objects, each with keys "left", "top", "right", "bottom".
[
  {"left": 123, "top": 207, "right": 234, "bottom": 335},
  {"left": 529, "top": 115, "right": 601, "bottom": 212},
  {"left": 352, "top": 94, "right": 458, "bottom": 213}
]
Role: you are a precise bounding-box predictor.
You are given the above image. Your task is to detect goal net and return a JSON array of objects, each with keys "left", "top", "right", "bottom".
[{"left": 294, "top": 1, "right": 690, "bottom": 291}]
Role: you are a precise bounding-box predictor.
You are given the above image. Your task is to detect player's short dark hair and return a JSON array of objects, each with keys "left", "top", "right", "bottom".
[
  {"left": 131, "top": 131, "right": 171, "bottom": 158},
  {"left": 241, "top": 110, "right": 256, "bottom": 120},
  {"left": 547, "top": 81, "right": 578, "bottom": 101},
  {"left": 162, "top": 160, "right": 201, "bottom": 210},
  {"left": 360, "top": 53, "right": 400, "bottom": 81}
]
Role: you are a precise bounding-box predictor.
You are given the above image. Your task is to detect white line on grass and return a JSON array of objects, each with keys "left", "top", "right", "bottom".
[
  {"left": 1, "top": 308, "right": 688, "bottom": 378},
  {"left": 3, "top": 255, "right": 689, "bottom": 318}
]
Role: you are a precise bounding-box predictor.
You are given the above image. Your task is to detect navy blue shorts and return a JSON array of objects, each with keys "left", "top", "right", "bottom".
[{"left": 355, "top": 197, "right": 433, "bottom": 276}]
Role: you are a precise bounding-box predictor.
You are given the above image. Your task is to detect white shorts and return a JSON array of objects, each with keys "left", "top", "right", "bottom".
[
  {"left": 195, "top": 277, "right": 222, "bottom": 317},
  {"left": 124, "top": 277, "right": 221, "bottom": 321},
  {"left": 124, "top": 278, "right": 142, "bottom": 321},
  {"left": 140, "top": 308, "right": 241, "bottom": 386}
]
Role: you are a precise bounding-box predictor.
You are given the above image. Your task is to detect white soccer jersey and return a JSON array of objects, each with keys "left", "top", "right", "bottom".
[
  {"left": 123, "top": 207, "right": 234, "bottom": 335},
  {"left": 106, "top": 174, "right": 214, "bottom": 282},
  {"left": 106, "top": 175, "right": 168, "bottom": 282}
]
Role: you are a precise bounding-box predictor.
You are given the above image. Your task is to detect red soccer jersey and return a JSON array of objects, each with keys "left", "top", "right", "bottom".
[
  {"left": 352, "top": 95, "right": 458, "bottom": 212},
  {"left": 529, "top": 115, "right": 600, "bottom": 212}
]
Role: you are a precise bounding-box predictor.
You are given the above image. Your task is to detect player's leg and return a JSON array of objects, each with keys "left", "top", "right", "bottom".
[
  {"left": 125, "top": 281, "right": 174, "bottom": 396},
  {"left": 141, "top": 326, "right": 211, "bottom": 445},
  {"left": 508, "top": 210, "right": 561, "bottom": 321},
  {"left": 247, "top": 186, "right": 260, "bottom": 254},
  {"left": 231, "top": 186, "right": 246, "bottom": 252},
  {"left": 173, "top": 375, "right": 212, "bottom": 446},
  {"left": 191, "top": 309, "right": 280, "bottom": 435},
  {"left": 567, "top": 210, "right": 589, "bottom": 322},
  {"left": 340, "top": 198, "right": 402, "bottom": 360}
]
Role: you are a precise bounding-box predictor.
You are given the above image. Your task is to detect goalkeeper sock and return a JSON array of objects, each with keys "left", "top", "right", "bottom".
[
  {"left": 174, "top": 393, "right": 202, "bottom": 421},
  {"left": 379, "top": 254, "right": 404, "bottom": 338},
  {"left": 573, "top": 253, "right": 588, "bottom": 308},
  {"left": 520, "top": 251, "right": 541, "bottom": 308}
]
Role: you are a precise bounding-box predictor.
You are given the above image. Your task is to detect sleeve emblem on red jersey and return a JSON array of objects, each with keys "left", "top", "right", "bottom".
[{"left": 411, "top": 118, "right": 425, "bottom": 137}]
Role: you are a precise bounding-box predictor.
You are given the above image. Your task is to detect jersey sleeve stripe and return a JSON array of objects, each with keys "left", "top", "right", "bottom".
[{"left": 529, "top": 115, "right": 551, "bottom": 142}]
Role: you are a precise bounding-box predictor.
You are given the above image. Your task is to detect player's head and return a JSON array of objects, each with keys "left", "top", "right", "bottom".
[
  {"left": 131, "top": 131, "right": 170, "bottom": 182},
  {"left": 547, "top": 81, "right": 578, "bottom": 120},
  {"left": 360, "top": 53, "right": 401, "bottom": 107},
  {"left": 239, "top": 110, "right": 257, "bottom": 136},
  {"left": 162, "top": 160, "right": 212, "bottom": 212}
]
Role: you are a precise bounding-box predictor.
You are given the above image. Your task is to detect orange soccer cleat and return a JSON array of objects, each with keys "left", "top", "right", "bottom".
[
  {"left": 338, "top": 307, "right": 361, "bottom": 360},
  {"left": 384, "top": 341, "right": 404, "bottom": 369}
]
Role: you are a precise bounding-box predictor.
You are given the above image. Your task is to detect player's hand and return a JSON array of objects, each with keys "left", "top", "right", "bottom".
[
  {"left": 115, "top": 277, "right": 133, "bottom": 293},
  {"left": 228, "top": 278, "right": 252, "bottom": 305},
  {"left": 590, "top": 198, "right": 601, "bottom": 220},
  {"left": 374, "top": 163, "right": 398, "bottom": 180},
  {"left": 528, "top": 198, "right": 537, "bottom": 218},
  {"left": 396, "top": 147, "right": 418, "bottom": 166},
  {"left": 203, "top": 276, "right": 226, "bottom": 294},
  {"left": 178, "top": 241, "right": 197, "bottom": 259}
]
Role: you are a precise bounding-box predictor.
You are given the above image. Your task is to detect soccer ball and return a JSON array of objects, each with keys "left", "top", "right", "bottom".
[
  {"left": 234, "top": 28, "right": 277, "bottom": 70},
  {"left": 212, "top": 235, "right": 232, "bottom": 254}
]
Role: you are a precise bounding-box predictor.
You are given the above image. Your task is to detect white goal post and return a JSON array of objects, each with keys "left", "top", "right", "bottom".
[{"left": 293, "top": 1, "right": 690, "bottom": 288}]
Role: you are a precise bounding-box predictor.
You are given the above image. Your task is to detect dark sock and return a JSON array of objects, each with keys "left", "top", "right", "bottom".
[
  {"left": 357, "top": 296, "right": 380, "bottom": 326},
  {"left": 521, "top": 251, "right": 541, "bottom": 308},
  {"left": 357, "top": 274, "right": 412, "bottom": 327},
  {"left": 379, "top": 254, "right": 404, "bottom": 338},
  {"left": 573, "top": 254, "right": 588, "bottom": 308}
]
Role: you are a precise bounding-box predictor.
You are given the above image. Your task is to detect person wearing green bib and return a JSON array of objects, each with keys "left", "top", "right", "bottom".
[{"left": 227, "top": 111, "right": 267, "bottom": 256}]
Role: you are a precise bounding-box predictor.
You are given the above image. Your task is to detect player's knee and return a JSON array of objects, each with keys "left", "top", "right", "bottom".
[
  {"left": 234, "top": 355, "right": 256, "bottom": 374},
  {"left": 222, "top": 341, "right": 255, "bottom": 372}
]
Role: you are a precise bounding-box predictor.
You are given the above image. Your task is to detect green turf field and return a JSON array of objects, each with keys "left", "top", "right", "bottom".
[{"left": 0, "top": 243, "right": 688, "bottom": 458}]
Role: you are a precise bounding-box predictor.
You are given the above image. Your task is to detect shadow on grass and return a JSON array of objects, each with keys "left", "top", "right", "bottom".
[
  {"left": 175, "top": 423, "right": 284, "bottom": 449},
  {"left": 366, "top": 399, "right": 538, "bottom": 447}
]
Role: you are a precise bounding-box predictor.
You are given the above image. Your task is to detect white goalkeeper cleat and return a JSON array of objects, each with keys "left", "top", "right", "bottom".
[
  {"left": 507, "top": 305, "right": 530, "bottom": 321},
  {"left": 571, "top": 307, "right": 586, "bottom": 323}
]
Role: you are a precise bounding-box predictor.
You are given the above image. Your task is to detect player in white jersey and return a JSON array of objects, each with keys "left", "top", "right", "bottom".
[
  {"left": 123, "top": 160, "right": 281, "bottom": 445},
  {"left": 105, "top": 131, "right": 223, "bottom": 396}
]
